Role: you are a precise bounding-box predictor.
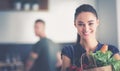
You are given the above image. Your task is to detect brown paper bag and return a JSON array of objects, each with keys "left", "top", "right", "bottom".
[
  {"left": 80, "top": 53, "right": 112, "bottom": 71},
  {"left": 83, "top": 65, "right": 112, "bottom": 71}
]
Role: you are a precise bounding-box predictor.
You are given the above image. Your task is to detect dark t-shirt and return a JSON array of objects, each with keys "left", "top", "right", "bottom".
[
  {"left": 31, "top": 38, "right": 59, "bottom": 71},
  {"left": 62, "top": 43, "right": 120, "bottom": 67}
]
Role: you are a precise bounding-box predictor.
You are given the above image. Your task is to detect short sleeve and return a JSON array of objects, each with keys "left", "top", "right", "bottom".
[
  {"left": 32, "top": 41, "right": 42, "bottom": 54},
  {"left": 108, "top": 45, "right": 120, "bottom": 55},
  {"left": 61, "top": 46, "right": 73, "bottom": 60}
]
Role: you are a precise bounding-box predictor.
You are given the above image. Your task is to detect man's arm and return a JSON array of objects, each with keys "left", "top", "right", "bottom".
[
  {"left": 56, "top": 51, "right": 62, "bottom": 67},
  {"left": 61, "top": 55, "right": 71, "bottom": 71},
  {"left": 25, "top": 52, "right": 38, "bottom": 71}
]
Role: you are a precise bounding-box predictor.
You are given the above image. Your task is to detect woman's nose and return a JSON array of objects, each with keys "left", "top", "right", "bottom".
[{"left": 84, "top": 25, "right": 89, "bottom": 32}]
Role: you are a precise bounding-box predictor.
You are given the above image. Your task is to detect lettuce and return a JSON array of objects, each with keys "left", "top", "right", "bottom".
[{"left": 90, "top": 51, "right": 120, "bottom": 71}]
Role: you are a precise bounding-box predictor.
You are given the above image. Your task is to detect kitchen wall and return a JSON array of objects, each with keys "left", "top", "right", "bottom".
[
  {"left": 116, "top": 0, "right": 120, "bottom": 50},
  {"left": 0, "top": 0, "right": 96, "bottom": 43},
  {"left": 96, "top": 0, "right": 119, "bottom": 48}
]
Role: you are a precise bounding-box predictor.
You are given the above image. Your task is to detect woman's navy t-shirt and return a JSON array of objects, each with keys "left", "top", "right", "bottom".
[{"left": 61, "top": 43, "right": 120, "bottom": 67}]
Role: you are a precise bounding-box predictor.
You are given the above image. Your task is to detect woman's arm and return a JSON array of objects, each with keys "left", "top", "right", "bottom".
[
  {"left": 61, "top": 55, "right": 71, "bottom": 71},
  {"left": 113, "top": 53, "right": 120, "bottom": 60}
]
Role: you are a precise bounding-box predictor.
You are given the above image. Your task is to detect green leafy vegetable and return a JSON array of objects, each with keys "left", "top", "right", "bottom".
[{"left": 90, "top": 51, "right": 120, "bottom": 71}]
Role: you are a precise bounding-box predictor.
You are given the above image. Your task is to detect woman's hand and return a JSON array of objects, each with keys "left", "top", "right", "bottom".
[
  {"left": 113, "top": 53, "right": 120, "bottom": 60},
  {"left": 61, "top": 55, "right": 71, "bottom": 71}
]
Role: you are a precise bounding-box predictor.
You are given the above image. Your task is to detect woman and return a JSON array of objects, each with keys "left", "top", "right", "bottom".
[{"left": 61, "top": 4, "right": 120, "bottom": 71}]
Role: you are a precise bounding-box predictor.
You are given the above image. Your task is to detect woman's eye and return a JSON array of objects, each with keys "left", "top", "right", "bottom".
[
  {"left": 78, "top": 23, "right": 83, "bottom": 26},
  {"left": 89, "top": 23, "right": 94, "bottom": 26}
]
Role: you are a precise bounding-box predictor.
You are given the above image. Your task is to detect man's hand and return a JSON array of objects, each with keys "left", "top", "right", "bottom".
[{"left": 25, "top": 52, "right": 38, "bottom": 71}]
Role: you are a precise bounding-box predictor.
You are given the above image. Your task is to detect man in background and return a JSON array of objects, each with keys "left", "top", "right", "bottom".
[{"left": 26, "top": 19, "right": 62, "bottom": 71}]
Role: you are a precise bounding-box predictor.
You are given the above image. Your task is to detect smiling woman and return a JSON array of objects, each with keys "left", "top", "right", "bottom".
[
  {"left": 74, "top": 12, "right": 99, "bottom": 40},
  {"left": 61, "top": 4, "right": 120, "bottom": 71}
]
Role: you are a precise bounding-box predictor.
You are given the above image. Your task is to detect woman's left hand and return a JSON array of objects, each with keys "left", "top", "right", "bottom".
[{"left": 113, "top": 53, "right": 120, "bottom": 60}]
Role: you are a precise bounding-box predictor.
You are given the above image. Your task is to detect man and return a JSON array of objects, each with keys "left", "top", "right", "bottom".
[{"left": 26, "top": 19, "right": 61, "bottom": 71}]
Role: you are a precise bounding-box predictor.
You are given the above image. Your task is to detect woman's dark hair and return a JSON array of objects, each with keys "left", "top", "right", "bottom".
[
  {"left": 77, "top": 34, "right": 80, "bottom": 43},
  {"left": 75, "top": 4, "right": 98, "bottom": 43}
]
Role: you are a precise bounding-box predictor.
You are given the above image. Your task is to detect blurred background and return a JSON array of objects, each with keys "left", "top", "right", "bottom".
[{"left": 0, "top": 0, "right": 120, "bottom": 71}]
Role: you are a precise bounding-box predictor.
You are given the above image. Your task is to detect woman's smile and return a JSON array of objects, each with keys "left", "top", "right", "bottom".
[{"left": 83, "top": 31, "right": 91, "bottom": 36}]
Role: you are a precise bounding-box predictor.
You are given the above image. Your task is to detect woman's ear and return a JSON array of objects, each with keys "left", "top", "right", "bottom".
[
  {"left": 74, "top": 21, "right": 77, "bottom": 27},
  {"left": 74, "top": 23, "right": 76, "bottom": 27},
  {"left": 97, "top": 19, "right": 100, "bottom": 26}
]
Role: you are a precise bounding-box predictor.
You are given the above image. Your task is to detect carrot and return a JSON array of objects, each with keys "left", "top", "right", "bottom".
[{"left": 100, "top": 44, "right": 108, "bottom": 53}]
